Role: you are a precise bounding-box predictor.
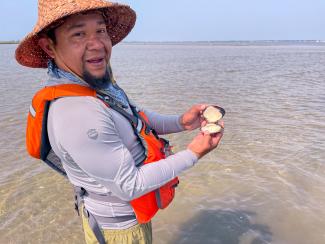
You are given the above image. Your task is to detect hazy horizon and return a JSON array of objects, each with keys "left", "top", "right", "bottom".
[
  {"left": 1, "top": 0, "right": 325, "bottom": 42},
  {"left": 1, "top": 40, "right": 325, "bottom": 43}
]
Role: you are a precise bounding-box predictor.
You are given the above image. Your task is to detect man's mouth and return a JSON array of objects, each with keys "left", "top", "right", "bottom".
[{"left": 86, "top": 57, "right": 105, "bottom": 66}]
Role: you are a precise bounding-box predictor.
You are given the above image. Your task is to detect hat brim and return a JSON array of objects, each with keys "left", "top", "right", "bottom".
[{"left": 15, "top": 5, "right": 136, "bottom": 68}]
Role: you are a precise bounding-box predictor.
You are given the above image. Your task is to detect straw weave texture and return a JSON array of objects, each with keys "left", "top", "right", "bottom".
[{"left": 15, "top": 0, "right": 136, "bottom": 68}]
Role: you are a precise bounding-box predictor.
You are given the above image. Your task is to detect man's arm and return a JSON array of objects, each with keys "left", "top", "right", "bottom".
[
  {"left": 143, "top": 104, "right": 210, "bottom": 134},
  {"left": 143, "top": 109, "right": 184, "bottom": 135},
  {"left": 49, "top": 96, "right": 198, "bottom": 201}
]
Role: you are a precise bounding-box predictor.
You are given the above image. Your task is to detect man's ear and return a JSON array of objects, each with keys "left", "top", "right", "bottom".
[{"left": 38, "top": 37, "right": 56, "bottom": 58}]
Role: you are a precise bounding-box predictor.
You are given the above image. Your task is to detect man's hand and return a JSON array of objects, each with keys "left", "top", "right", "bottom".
[
  {"left": 179, "top": 104, "right": 208, "bottom": 131},
  {"left": 187, "top": 121, "right": 224, "bottom": 159}
]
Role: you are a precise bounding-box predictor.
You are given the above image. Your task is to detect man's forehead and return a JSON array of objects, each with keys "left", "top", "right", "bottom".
[{"left": 62, "top": 11, "right": 106, "bottom": 28}]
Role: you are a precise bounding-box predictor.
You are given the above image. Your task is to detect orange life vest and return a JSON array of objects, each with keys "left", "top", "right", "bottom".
[{"left": 27, "top": 83, "right": 179, "bottom": 223}]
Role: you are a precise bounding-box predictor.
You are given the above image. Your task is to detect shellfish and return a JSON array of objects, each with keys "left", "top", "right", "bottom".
[
  {"left": 201, "top": 105, "right": 225, "bottom": 134},
  {"left": 201, "top": 123, "right": 222, "bottom": 134}
]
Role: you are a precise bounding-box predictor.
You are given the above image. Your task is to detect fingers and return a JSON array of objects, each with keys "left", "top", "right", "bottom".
[
  {"left": 202, "top": 131, "right": 214, "bottom": 146},
  {"left": 200, "top": 119, "right": 207, "bottom": 127},
  {"left": 201, "top": 131, "right": 223, "bottom": 152},
  {"left": 193, "top": 104, "right": 209, "bottom": 114},
  {"left": 218, "top": 119, "right": 224, "bottom": 128},
  {"left": 188, "top": 129, "right": 224, "bottom": 159},
  {"left": 199, "top": 104, "right": 209, "bottom": 111},
  {"left": 211, "top": 130, "right": 223, "bottom": 146}
]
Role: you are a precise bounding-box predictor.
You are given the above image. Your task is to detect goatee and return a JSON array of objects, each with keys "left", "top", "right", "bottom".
[{"left": 82, "top": 68, "right": 111, "bottom": 90}]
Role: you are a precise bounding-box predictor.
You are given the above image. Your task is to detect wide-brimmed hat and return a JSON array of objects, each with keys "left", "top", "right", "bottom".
[{"left": 15, "top": 0, "right": 136, "bottom": 68}]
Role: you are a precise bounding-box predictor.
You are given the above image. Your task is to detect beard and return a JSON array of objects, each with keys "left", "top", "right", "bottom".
[{"left": 82, "top": 67, "right": 111, "bottom": 90}]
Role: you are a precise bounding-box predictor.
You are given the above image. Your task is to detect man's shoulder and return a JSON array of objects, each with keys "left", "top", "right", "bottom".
[
  {"left": 48, "top": 96, "right": 113, "bottom": 121},
  {"left": 51, "top": 95, "right": 105, "bottom": 108}
]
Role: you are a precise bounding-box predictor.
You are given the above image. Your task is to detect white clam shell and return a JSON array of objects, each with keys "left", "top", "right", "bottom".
[
  {"left": 201, "top": 123, "right": 222, "bottom": 134},
  {"left": 203, "top": 106, "right": 223, "bottom": 123}
]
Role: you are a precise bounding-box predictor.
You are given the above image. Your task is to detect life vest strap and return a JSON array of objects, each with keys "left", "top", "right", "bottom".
[
  {"left": 74, "top": 186, "right": 136, "bottom": 244},
  {"left": 74, "top": 186, "right": 106, "bottom": 244},
  {"left": 96, "top": 89, "right": 140, "bottom": 128},
  {"left": 43, "top": 149, "right": 67, "bottom": 176},
  {"left": 84, "top": 210, "right": 106, "bottom": 244},
  {"left": 96, "top": 88, "right": 128, "bottom": 109},
  {"left": 40, "top": 101, "right": 52, "bottom": 160}
]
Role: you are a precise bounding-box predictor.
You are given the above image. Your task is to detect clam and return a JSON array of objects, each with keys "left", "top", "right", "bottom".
[
  {"left": 203, "top": 105, "right": 225, "bottom": 123},
  {"left": 201, "top": 123, "right": 222, "bottom": 134},
  {"left": 201, "top": 105, "right": 225, "bottom": 134}
]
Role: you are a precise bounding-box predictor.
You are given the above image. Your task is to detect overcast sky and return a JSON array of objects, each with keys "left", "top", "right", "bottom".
[{"left": 1, "top": 0, "right": 325, "bottom": 41}]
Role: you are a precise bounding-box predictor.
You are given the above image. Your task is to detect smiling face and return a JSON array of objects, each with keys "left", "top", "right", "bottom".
[{"left": 39, "top": 11, "right": 112, "bottom": 87}]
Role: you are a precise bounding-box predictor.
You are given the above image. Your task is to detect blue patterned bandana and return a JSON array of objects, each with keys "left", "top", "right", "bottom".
[{"left": 47, "top": 60, "right": 129, "bottom": 108}]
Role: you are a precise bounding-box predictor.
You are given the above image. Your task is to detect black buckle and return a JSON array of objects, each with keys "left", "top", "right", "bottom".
[
  {"left": 80, "top": 187, "right": 86, "bottom": 196},
  {"left": 145, "top": 126, "right": 151, "bottom": 135},
  {"left": 74, "top": 187, "right": 87, "bottom": 216},
  {"left": 74, "top": 202, "right": 80, "bottom": 216}
]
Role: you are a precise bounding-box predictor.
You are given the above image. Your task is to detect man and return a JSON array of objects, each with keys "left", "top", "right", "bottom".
[{"left": 16, "top": 0, "right": 224, "bottom": 243}]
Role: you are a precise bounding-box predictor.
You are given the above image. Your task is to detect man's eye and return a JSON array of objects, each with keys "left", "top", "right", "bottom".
[
  {"left": 73, "top": 32, "right": 84, "bottom": 37},
  {"left": 97, "top": 29, "right": 107, "bottom": 34}
]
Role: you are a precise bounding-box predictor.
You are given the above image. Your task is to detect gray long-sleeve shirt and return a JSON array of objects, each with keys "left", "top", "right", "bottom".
[{"left": 47, "top": 94, "right": 198, "bottom": 229}]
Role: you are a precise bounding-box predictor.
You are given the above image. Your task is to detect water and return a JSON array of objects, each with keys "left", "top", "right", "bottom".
[{"left": 0, "top": 42, "right": 325, "bottom": 244}]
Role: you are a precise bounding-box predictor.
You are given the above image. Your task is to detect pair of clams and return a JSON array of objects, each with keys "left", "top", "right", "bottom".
[{"left": 201, "top": 105, "right": 225, "bottom": 134}]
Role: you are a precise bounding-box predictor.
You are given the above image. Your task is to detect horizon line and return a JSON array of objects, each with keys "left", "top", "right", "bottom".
[{"left": 1, "top": 40, "right": 325, "bottom": 44}]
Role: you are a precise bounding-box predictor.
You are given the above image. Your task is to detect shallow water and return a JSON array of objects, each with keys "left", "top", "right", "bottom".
[{"left": 0, "top": 43, "right": 325, "bottom": 244}]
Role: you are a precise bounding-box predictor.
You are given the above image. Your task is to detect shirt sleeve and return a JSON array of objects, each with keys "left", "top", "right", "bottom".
[
  {"left": 143, "top": 109, "right": 185, "bottom": 135},
  {"left": 50, "top": 97, "right": 197, "bottom": 201}
]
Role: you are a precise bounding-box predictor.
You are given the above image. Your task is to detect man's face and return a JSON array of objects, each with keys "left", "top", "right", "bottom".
[{"left": 53, "top": 12, "right": 112, "bottom": 81}]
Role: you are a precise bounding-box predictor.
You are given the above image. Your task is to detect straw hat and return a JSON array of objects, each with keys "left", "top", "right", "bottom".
[{"left": 15, "top": 0, "right": 136, "bottom": 68}]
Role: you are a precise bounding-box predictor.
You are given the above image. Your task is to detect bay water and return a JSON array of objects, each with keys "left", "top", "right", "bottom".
[{"left": 0, "top": 42, "right": 324, "bottom": 243}]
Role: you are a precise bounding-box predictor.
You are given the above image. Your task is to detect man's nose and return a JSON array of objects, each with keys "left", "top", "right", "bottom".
[{"left": 86, "top": 35, "right": 105, "bottom": 50}]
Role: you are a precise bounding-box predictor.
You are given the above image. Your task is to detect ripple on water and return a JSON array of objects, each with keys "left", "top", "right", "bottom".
[{"left": 1, "top": 43, "right": 325, "bottom": 243}]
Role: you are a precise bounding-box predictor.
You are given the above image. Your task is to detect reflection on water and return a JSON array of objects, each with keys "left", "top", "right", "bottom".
[{"left": 0, "top": 43, "right": 325, "bottom": 244}]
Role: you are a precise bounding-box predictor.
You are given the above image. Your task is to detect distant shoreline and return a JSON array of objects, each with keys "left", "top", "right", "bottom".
[
  {"left": 0, "top": 41, "right": 19, "bottom": 44},
  {"left": 120, "top": 40, "right": 325, "bottom": 47},
  {"left": 1, "top": 40, "right": 325, "bottom": 45}
]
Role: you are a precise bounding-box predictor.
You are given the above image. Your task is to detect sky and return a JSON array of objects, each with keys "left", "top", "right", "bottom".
[{"left": 1, "top": 0, "right": 325, "bottom": 42}]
